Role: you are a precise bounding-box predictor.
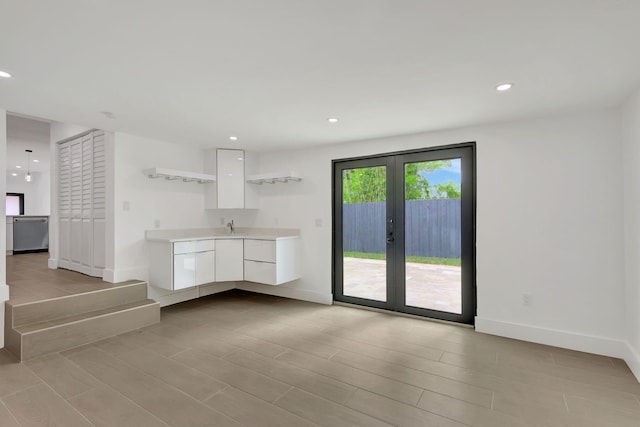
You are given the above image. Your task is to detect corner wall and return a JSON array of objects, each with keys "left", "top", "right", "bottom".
[
  {"left": 110, "top": 133, "right": 210, "bottom": 288},
  {"left": 622, "top": 88, "right": 640, "bottom": 379},
  {"left": 252, "top": 109, "right": 628, "bottom": 361},
  {"left": 1, "top": 110, "right": 8, "bottom": 348}
]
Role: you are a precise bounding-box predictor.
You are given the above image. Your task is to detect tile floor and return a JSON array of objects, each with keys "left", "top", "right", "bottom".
[
  {"left": 1, "top": 289, "right": 639, "bottom": 426},
  {"left": 6, "top": 253, "right": 112, "bottom": 304}
]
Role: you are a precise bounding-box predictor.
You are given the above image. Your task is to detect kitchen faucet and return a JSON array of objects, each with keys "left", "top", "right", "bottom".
[{"left": 227, "top": 219, "right": 234, "bottom": 233}]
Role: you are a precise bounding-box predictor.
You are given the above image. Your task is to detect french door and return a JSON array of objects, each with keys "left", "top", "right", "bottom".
[{"left": 333, "top": 144, "right": 475, "bottom": 324}]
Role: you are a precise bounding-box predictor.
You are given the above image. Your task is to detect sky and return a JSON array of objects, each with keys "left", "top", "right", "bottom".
[{"left": 421, "top": 158, "right": 461, "bottom": 185}]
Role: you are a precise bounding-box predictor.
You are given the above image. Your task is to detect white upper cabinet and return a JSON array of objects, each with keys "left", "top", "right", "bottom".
[
  {"left": 204, "top": 149, "right": 257, "bottom": 209},
  {"left": 217, "top": 149, "right": 244, "bottom": 208}
]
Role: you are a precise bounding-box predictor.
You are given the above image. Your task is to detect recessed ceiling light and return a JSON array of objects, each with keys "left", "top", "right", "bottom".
[
  {"left": 327, "top": 118, "right": 339, "bottom": 123},
  {"left": 33, "top": 159, "right": 39, "bottom": 163},
  {"left": 11, "top": 173, "right": 17, "bottom": 177},
  {"left": 229, "top": 136, "right": 238, "bottom": 141},
  {"left": 0, "top": 70, "right": 12, "bottom": 78},
  {"left": 15, "top": 165, "right": 21, "bottom": 169},
  {"left": 496, "top": 83, "right": 513, "bottom": 92}
]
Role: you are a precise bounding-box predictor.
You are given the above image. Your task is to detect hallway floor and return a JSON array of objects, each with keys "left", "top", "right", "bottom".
[
  {"left": 1, "top": 290, "right": 639, "bottom": 426},
  {"left": 6, "top": 253, "right": 111, "bottom": 305}
]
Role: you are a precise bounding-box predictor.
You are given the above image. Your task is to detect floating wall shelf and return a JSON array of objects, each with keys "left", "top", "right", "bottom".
[
  {"left": 246, "top": 171, "right": 302, "bottom": 185},
  {"left": 142, "top": 168, "right": 216, "bottom": 184}
]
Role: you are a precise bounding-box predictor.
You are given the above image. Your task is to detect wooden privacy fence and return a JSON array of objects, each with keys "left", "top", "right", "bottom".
[{"left": 342, "top": 199, "right": 461, "bottom": 258}]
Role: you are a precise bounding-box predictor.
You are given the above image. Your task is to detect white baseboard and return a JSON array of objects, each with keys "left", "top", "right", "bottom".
[
  {"left": 624, "top": 341, "right": 640, "bottom": 382},
  {"left": 103, "top": 267, "right": 148, "bottom": 284},
  {"left": 236, "top": 282, "right": 333, "bottom": 305},
  {"left": 475, "top": 317, "right": 629, "bottom": 360},
  {"left": 48, "top": 258, "right": 58, "bottom": 269}
]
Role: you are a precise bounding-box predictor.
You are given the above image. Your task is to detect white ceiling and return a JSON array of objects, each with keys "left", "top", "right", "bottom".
[{"left": 1, "top": 0, "right": 639, "bottom": 151}]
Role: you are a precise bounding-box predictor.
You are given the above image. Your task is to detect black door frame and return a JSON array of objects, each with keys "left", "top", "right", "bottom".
[{"left": 332, "top": 142, "right": 477, "bottom": 324}]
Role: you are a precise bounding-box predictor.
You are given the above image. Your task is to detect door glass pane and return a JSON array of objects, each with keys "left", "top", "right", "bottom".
[
  {"left": 342, "top": 166, "right": 387, "bottom": 302},
  {"left": 404, "top": 159, "right": 462, "bottom": 313}
]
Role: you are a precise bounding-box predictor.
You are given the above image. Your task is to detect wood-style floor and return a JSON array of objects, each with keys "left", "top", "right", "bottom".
[{"left": 1, "top": 289, "right": 639, "bottom": 426}]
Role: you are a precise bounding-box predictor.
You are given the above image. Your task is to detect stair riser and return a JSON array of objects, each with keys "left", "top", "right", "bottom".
[
  {"left": 19, "top": 303, "right": 160, "bottom": 360},
  {"left": 4, "top": 304, "right": 21, "bottom": 360},
  {"left": 11, "top": 282, "right": 147, "bottom": 327}
]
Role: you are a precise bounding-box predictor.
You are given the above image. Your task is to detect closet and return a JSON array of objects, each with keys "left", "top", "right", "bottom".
[{"left": 57, "top": 130, "right": 106, "bottom": 277}]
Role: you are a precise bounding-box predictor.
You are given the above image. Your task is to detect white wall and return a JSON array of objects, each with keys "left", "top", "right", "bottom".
[
  {"left": 0, "top": 110, "right": 8, "bottom": 348},
  {"left": 111, "top": 133, "right": 210, "bottom": 284},
  {"left": 6, "top": 116, "right": 51, "bottom": 215},
  {"left": 622, "top": 88, "right": 640, "bottom": 379},
  {"left": 6, "top": 172, "right": 49, "bottom": 215},
  {"left": 251, "top": 110, "right": 627, "bottom": 359}
]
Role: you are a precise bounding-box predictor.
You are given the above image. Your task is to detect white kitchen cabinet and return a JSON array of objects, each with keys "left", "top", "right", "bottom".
[
  {"left": 243, "top": 238, "right": 301, "bottom": 285},
  {"left": 217, "top": 149, "right": 244, "bottom": 208},
  {"left": 215, "top": 239, "right": 244, "bottom": 281},
  {"left": 173, "top": 253, "right": 196, "bottom": 290},
  {"left": 204, "top": 149, "right": 258, "bottom": 209},
  {"left": 149, "top": 239, "right": 215, "bottom": 290},
  {"left": 195, "top": 251, "right": 215, "bottom": 285}
]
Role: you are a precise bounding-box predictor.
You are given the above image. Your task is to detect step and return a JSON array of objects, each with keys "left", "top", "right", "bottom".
[
  {"left": 9, "top": 280, "right": 148, "bottom": 327},
  {"left": 9, "top": 299, "right": 160, "bottom": 360}
]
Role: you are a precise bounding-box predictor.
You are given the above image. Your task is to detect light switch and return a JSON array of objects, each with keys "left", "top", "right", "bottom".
[
  {"left": 123, "top": 201, "right": 130, "bottom": 211},
  {"left": 315, "top": 218, "right": 322, "bottom": 227}
]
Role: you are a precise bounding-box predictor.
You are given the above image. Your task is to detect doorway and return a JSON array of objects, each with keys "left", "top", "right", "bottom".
[{"left": 333, "top": 144, "right": 475, "bottom": 324}]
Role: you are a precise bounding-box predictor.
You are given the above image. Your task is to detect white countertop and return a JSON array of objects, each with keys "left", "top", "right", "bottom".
[{"left": 145, "top": 227, "right": 300, "bottom": 243}]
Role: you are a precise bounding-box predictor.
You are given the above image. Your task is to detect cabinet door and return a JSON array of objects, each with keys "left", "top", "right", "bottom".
[
  {"left": 215, "top": 239, "right": 244, "bottom": 281},
  {"left": 195, "top": 251, "right": 215, "bottom": 285},
  {"left": 217, "top": 149, "right": 245, "bottom": 208},
  {"left": 174, "top": 253, "right": 196, "bottom": 290},
  {"left": 244, "top": 260, "right": 277, "bottom": 285},
  {"left": 244, "top": 239, "right": 276, "bottom": 262}
]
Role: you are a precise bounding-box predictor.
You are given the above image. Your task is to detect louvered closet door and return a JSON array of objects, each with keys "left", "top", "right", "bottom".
[
  {"left": 58, "top": 141, "right": 71, "bottom": 264},
  {"left": 70, "top": 137, "right": 84, "bottom": 270},
  {"left": 57, "top": 131, "right": 106, "bottom": 278},
  {"left": 91, "top": 131, "right": 106, "bottom": 273},
  {"left": 81, "top": 134, "right": 93, "bottom": 273}
]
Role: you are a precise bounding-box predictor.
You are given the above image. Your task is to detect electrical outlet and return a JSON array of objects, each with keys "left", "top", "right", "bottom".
[
  {"left": 274, "top": 217, "right": 279, "bottom": 225},
  {"left": 315, "top": 218, "right": 323, "bottom": 227},
  {"left": 154, "top": 219, "right": 160, "bottom": 229},
  {"left": 123, "top": 201, "right": 130, "bottom": 211},
  {"left": 522, "top": 293, "right": 532, "bottom": 307},
  {"left": 220, "top": 217, "right": 225, "bottom": 225}
]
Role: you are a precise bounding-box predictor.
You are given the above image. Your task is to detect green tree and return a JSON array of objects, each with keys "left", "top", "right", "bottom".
[
  {"left": 430, "top": 181, "right": 461, "bottom": 199},
  {"left": 342, "top": 160, "right": 455, "bottom": 203}
]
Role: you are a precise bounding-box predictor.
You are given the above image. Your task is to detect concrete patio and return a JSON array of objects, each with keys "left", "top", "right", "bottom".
[{"left": 343, "top": 257, "right": 462, "bottom": 314}]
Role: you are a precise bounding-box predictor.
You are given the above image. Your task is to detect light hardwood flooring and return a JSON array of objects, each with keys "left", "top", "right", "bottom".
[
  {"left": 6, "top": 253, "right": 113, "bottom": 304},
  {"left": 1, "top": 289, "right": 639, "bottom": 426}
]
